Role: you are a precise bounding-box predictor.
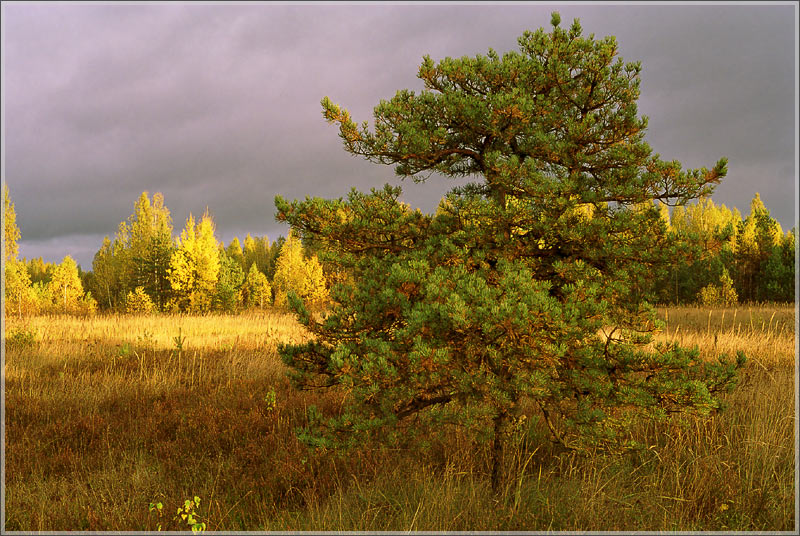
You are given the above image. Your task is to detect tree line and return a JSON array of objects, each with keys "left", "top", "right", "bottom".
[
  {"left": 2, "top": 184, "right": 794, "bottom": 318},
  {"left": 3, "top": 188, "right": 327, "bottom": 315},
  {"left": 653, "top": 192, "right": 794, "bottom": 305}
]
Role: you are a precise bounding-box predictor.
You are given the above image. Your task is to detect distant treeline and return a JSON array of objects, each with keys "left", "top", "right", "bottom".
[
  {"left": 3, "top": 187, "right": 795, "bottom": 316},
  {"left": 652, "top": 193, "right": 794, "bottom": 305},
  {"left": 4, "top": 190, "right": 326, "bottom": 315}
]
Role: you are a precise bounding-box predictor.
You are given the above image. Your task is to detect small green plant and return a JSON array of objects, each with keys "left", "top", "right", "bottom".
[
  {"left": 4, "top": 327, "right": 38, "bottom": 350},
  {"left": 148, "top": 501, "right": 164, "bottom": 531},
  {"left": 264, "top": 387, "right": 277, "bottom": 413},
  {"left": 173, "top": 328, "right": 186, "bottom": 353},
  {"left": 117, "top": 342, "right": 132, "bottom": 358},
  {"left": 148, "top": 496, "right": 206, "bottom": 532},
  {"left": 175, "top": 496, "right": 206, "bottom": 532}
]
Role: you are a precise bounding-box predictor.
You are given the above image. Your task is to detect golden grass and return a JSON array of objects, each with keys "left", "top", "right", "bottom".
[
  {"left": 3, "top": 305, "right": 796, "bottom": 531},
  {"left": 656, "top": 304, "right": 795, "bottom": 365}
]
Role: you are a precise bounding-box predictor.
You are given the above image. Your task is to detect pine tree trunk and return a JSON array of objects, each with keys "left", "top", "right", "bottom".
[{"left": 490, "top": 411, "right": 508, "bottom": 494}]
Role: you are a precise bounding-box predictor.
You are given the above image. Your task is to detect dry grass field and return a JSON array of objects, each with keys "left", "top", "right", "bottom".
[{"left": 3, "top": 304, "right": 796, "bottom": 531}]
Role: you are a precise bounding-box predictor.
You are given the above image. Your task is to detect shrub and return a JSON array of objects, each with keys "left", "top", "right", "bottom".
[
  {"left": 698, "top": 269, "right": 738, "bottom": 306},
  {"left": 4, "top": 327, "right": 39, "bottom": 350},
  {"left": 126, "top": 286, "right": 156, "bottom": 314}
]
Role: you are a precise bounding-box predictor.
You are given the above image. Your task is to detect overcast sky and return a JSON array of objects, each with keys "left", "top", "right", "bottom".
[{"left": 2, "top": 1, "right": 797, "bottom": 269}]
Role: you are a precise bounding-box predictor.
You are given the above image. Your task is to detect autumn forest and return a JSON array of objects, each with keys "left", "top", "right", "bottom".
[{"left": 2, "top": 186, "right": 796, "bottom": 319}]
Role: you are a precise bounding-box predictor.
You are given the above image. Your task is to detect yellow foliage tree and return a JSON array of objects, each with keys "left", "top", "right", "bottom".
[
  {"left": 272, "top": 232, "right": 327, "bottom": 307},
  {"left": 126, "top": 286, "right": 156, "bottom": 314},
  {"left": 168, "top": 210, "right": 220, "bottom": 312},
  {"left": 3, "top": 184, "right": 20, "bottom": 261},
  {"left": 243, "top": 263, "right": 272, "bottom": 309},
  {"left": 698, "top": 268, "right": 738, "bottom": 306},
  {"left": 4, "top": 258, "right": 37, "bottom": 317},
  {"left": 47, "top": 256, "right": 88, "bottom": 313},
  {"left": 3, "top": 185, "right": 35, "bottom": 317}
]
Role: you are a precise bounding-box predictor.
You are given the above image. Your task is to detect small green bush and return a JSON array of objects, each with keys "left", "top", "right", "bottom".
[{"left": 4, "top": 328, "right": 39, "bottom": 350}]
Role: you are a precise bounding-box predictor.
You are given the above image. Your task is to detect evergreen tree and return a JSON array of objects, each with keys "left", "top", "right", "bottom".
[
  {"left": 91, "top": 237, "right": 122, "bottom": 309},
  {"left": 125, "top": 192, "right": 175, "bottom": 309},
  {"left": 25, "top": 257, "right": 53, "bottom": 285},
  {"left": 214, "top": 251, "right": 245, "bottom": 312},
  {"left": 759, "top": 228, "right": 796, "bottom": 302},
  {"left": 276, "top": 13, "right": 743, "bottom": 491},
  {"left": 266, "top": 236, "right": 285, "bottom": 281},
  {"left": 87, "top": 192, "right": 175, "bottom": 310},
  {"left": 734, "top": 193, "right": 783, "bottom": 301},
  {"left": 243, "top": 233, "right": 272, "bottom": 275},
  {"left": 662, "top": 196, "right": 742, "bottom": 304}
]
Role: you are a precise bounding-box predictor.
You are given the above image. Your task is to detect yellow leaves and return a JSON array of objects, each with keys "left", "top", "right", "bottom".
[
  {"left": 126, "top": 286, "right": 155, "bottom": 314},
  {"left": 3, "top": 184, "right": 20, "bottom": 260},
  {"left": 168, "top": 211, "right": 220, "bottom": 312},
  {"left": 47, "top": 255, "right": 87, "bottom": 313},
  {"left": 273, "top": 232, "right": 328, "bottom": 307}
]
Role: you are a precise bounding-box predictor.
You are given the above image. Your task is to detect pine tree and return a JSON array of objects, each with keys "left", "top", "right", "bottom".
[
  {"left": 266, "top": 236, "right": 285, "bottom": 281},
  {"left": 276, "top": 13, "right": 743, "bottom": 492},
  {"left": 759, "top": 228, "right": 796, "bottom": 302},
  {"left": 214, "top": 251, "right": 245, "bottom": 312},
  {"left": 87, "top": 192, "right": 175, "bottom": 311},
  {"left": 126, "top": 192, "right": 175, "bottom": 309},
  {"left": 24, "top": 257, "right": 52, "bottom": 285},
  {"left": 734, "top": 193, "right": 784, "bottom": 301},
  {"left": 91, "top": 237, "right": 122, "bottom": 309},
  {"left": 660, "top": 195, "right": 743, "bottom": 304}
]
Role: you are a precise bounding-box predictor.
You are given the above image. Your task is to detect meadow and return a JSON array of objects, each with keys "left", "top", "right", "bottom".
[{"left": 3, "top": 304, "right": 796, "bottom": 531}]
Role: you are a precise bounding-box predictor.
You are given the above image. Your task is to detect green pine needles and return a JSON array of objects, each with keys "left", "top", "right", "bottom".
[{"left": 275, "top": 13, "right": 744, "bottom": 492}]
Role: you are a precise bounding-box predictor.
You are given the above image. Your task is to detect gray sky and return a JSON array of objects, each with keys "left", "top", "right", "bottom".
[{"left": 2, "top": 1, "right": 797, "bottom": 269}]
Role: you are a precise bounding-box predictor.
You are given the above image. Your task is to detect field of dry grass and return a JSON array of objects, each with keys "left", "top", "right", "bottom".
[{"left": 2, "top": 304, "right": 796, "bottom": 531}]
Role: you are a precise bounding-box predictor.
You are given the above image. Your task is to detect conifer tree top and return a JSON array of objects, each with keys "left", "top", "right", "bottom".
[{"left": 321, "top": 12, "right": 726, "bottom": 208}]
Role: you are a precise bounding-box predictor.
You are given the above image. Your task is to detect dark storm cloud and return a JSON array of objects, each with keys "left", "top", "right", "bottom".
[{"left": 2, "top": 2, "right": 796, "bottom": 268}]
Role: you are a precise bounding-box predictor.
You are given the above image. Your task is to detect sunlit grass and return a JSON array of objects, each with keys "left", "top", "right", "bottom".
[{"left": 3, "top": 304, "right": 796, "bottom": 531}]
